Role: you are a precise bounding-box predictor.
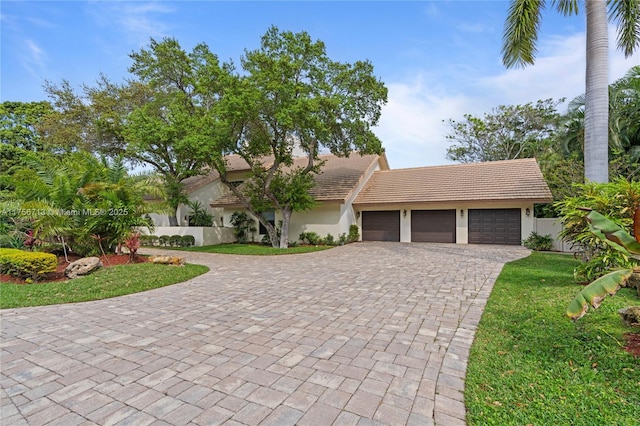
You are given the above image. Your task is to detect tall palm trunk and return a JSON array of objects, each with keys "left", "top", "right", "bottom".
[{"left": 584, "top": 0, "right": 609, "bottom": 183}]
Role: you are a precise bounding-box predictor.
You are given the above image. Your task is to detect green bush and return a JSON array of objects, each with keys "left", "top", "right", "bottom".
[
  {"left": 556, "top": 178, "right": 640, "bottom": 281},
  {"left": 181, "top": 235, "right": 195, "bottom": 247},
  {"left": 299, "top": 231, "right": 321, "bottom": 245},
  {"left": 158, "top": 235, "right": 170, "bottom": 246},
  {"left": 348, "top": 224, "right": 360, "bottom": 243},
  {"left": 0, "top": 248, "right": 57, "bottom": 281},
  {"left": 522, "top": 232, "right": 554, "bottom": 251},
  {"left": 324, "top": 233, "right": 336, "bottom": 246},
  {"left": 169, "top": 235, "right": 182, "bottom": 247}
]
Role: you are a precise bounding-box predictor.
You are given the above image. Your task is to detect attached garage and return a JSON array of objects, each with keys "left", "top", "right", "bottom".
[
  {"left": 411, "top": 210, "right": 456, "bottom": 243},
  {"left": 362, "top": 211, "right": 400, "bottom": 241},
  {"left": 468, "top": 209, "right": 521, "bottom": 245}
]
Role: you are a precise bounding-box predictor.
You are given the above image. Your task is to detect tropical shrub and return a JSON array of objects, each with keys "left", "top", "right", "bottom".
[
  {"left": 124, "top": 232, "right": 140, "bottom": 261},
  {"left": 556, "top": 178, "right": 640, "bottom": 281},
  {"left": 230, "top": 211, "right": 256, "bottom": 243},
  {"left": 522, "top": 232, "right": 554, "bottom": 251},
  {"left": 187, "top": 200, "right": 214, "bottom": 227},
  {"left": 299, "top": 231, "right": 321, "bottom": 245},
  {"left": 566, "top": 208, "right": 640, "bottom": 321},
  {"left": 0, "top": 248, "right": 57, "bottom": 281},
  {"left": 159, "top": 235, "right": 170, "bottom": 246}
]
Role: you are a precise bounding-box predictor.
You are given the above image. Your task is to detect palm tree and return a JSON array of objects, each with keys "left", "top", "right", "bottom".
[
  {"left": 560, "top": 65, "right": 640, "bottom": 180},
  {"left": 502, "top": 0, "right": 640, "bottom": 183}
]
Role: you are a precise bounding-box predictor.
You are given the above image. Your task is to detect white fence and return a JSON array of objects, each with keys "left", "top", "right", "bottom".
[
  {"left": 142, "top": 226, "right": 235, "bottom": 246},
  {"left": 534, "top": 218, "right": 576, "bottom": 252}
]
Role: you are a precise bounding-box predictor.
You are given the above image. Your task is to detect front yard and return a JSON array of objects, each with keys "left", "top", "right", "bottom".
[{"left": 466, "top": 252, "right": 639, "bottom": 425}]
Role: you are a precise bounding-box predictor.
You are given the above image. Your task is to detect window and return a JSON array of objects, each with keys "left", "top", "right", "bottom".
[{"left": 259, "top": 210, "right": 275, "bottom": 235}]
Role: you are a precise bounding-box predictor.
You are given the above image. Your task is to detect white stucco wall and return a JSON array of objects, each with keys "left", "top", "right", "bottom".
[{"left": 141, "top": 226, "right": 234, "bottom": 246}]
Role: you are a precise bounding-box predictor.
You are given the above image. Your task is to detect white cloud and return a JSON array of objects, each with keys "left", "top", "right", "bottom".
[
  {"left": 87, "top": 1, "right": 174, "bottom": 44},
  {"left": 21, "top": 39, "right": 48, "bottom": 79},
  {"left": 480, "top": 26, "right": 640, "bottom": 110},
  {"left": 376, "top": 25, "right": 639, "bottom": 170},
  {"left": 374, "top": 75, "right": 472, "bottom": 168}
]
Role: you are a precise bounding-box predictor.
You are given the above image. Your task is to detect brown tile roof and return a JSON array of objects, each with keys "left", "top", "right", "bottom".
[
  {"left": 181, "top": 155, "right": 258, "bottom": 193},
  {"left": 210, "top": 152, "right": 386, "bottom": 207},
  {"left": 354, "top": 158, "right": 553, "bottom": 206}
]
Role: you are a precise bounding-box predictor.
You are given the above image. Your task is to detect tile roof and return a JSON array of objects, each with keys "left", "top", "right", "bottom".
[
  {"left": 354, "top": 158, "right": 553, "bottom": 206},
  {"left": 210, "top": 152, "right": 385, "bottom": 207},
  {"left": 181, "top": 155, "right": 258, "bottom": 193}
]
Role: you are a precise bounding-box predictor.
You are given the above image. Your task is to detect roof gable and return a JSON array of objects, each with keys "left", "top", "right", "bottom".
[{"left": 209, "top": 152, "right": 386, "bottom": 207}]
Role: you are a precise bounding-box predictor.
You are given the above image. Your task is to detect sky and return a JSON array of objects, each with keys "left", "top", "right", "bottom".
[{"left": 1, "top": 1, "right": 638, "bottom": 169}]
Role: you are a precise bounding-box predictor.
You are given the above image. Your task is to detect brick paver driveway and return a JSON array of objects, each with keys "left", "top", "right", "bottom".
[{"left": 1, "top": 242, "right": 529, "bottom": 426}]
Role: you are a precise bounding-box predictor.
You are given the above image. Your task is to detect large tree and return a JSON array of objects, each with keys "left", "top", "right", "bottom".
[
  {"left": 0, "top": 101, "right": 54, "bottom": 151},
  {"left": 42, "top": 45, "right": 221, "bottom": 225},
  {"left": 502, "top": 0, "right": 640, "bottom": 183},
  {"left": 207, "top": 27, "right": 387, "bottom": 248},
  {"left": 445, "top": 98, "right": 562, "bottom": 163}
]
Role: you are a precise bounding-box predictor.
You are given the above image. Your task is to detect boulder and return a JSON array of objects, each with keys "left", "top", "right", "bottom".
[
  {"left": 618, "top": 306, "right": 640, "bottom": 328},
  {"left": 149, "top": 255, "right": 185, "bottom": 266},
  {"left": 65, "top": 257, "right": 103, "bottom": 279}
]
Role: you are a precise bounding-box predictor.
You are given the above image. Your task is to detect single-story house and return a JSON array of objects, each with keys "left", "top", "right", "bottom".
[{"left": 151, "top": 153, "right": 553, "bottom": 245}]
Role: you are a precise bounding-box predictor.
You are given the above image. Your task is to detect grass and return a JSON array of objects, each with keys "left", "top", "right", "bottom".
[
  {"left": 0, "top": 263, "right": 209, "bottom": 309},
  {"left": 466, "top": 252, "right": 640, "bottom": 425},
  {"left": 167, "top": 243, "right": 334, "bottom": 255}
]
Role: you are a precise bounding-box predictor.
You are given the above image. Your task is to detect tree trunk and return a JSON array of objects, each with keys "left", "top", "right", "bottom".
[
  {"left": 279, "top": 209, "right": 292, "bottom": 249},
  {"left": 168, "top": 213, "right": 179, "bottom": 226},
  {"left": 584, "top": 0, "right": 609, "bottom": 183}
]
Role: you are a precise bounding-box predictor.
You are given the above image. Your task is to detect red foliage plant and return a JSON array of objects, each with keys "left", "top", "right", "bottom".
[{"left": 124, "top": 232, "right": 141, "bottom": 261}]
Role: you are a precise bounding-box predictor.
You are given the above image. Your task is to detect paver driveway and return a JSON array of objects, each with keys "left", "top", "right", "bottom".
[{"left": 1, "top": 242, "right": 529, "bottom": 426}]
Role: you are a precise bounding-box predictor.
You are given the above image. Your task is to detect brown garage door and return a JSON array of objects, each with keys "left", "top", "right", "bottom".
[
  {"left": 411, "top": 210, "right": 456, "bottom": 243},
  {"left": 362, "top": 211, "right": 400, "bottom": 241},
  {"left": 468, "top": 209, "right": 521, "bottom": 245}
]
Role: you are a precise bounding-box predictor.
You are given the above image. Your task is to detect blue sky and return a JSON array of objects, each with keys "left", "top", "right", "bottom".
[{"left": 2, "top": 1, "right": 638, "bottom": 169}]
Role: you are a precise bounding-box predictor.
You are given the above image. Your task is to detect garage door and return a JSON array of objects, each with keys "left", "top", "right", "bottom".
[
  {"left": 411, "top": 210, "right": 456, "bottom": 243},
  {"left": 362, "top": 211, "right": 400, "bottom": 241},
  {"left": 468, "top": 209, "right": 521, "bottom": 245}
]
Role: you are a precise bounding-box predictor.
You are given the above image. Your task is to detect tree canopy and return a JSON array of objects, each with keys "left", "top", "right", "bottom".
[
  {"left": 208, "top": 26, "right": 387, "bottom": 247},
  {"left": 39, "top": 27, "right": 387, "bottom": 246},
  {"left": 445, "top": 98, "right": 562, "bottom": 163}
]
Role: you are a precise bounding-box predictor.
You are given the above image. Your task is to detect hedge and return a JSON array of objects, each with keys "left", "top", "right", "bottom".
[
  {"left": 140, "top": 235, "right": 195, "bottom": 247},
  {"left": 0, "top": 248, "right": 57, "bottom": 281}
]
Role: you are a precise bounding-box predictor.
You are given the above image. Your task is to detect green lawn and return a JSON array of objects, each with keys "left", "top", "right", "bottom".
[
  {"left": 168, "top": 243, "right": 334, "bottom": 255},
  {"left": 0, "top": 263, "right": 209, "bottom": 309},
  {"left": 466, "top": 252, "right": 640, "bottom": 425}
]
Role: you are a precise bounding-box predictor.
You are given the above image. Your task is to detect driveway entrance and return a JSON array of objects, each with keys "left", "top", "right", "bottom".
[{"left": 1, "top": 243, "right": 528, "bottom": 425}]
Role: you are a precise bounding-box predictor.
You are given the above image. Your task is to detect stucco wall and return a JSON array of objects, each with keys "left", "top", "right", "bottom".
[
  {"left": 152, "top": 180, "right": 227, "bottom": 227},
  {"left": 142, "top": 226, "right": 234, "bottom": 246}
]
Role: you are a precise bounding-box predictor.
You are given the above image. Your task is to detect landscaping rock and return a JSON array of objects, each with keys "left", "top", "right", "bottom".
[
  {"left": 629, "top": 272, "right": 640, "bottom": 297},
  {"left": 65, "top": 257, "right": 103, "bottom": 279},
  {"left": 149, "top": 255, "right": 185, "bottom": 266},
  {"left": 618, "top": 306, "right": 640, "bottom": 327}
]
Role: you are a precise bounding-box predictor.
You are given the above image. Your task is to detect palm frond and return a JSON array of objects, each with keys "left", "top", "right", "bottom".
[
  {"left": 502, "top": 0, "right": 546, "bottom": 68},
  {"left": 608, "top": 0, "right": 640, "bottom": 57}
]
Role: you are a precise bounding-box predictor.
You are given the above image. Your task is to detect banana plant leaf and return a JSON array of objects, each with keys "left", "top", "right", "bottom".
[
  {"left": 585, "top": 209, "right": 640, "bottom": 259},
  {"left": 566, "top": 268, "right": 635, "bottom": 320}
]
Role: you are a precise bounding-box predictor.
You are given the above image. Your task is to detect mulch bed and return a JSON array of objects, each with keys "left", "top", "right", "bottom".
[
  {"left": 0, "top": 253, "right": 148, "bottom": 285},
  {"left": 623, "top": 333, "right": 640, "bottom": 357}
]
